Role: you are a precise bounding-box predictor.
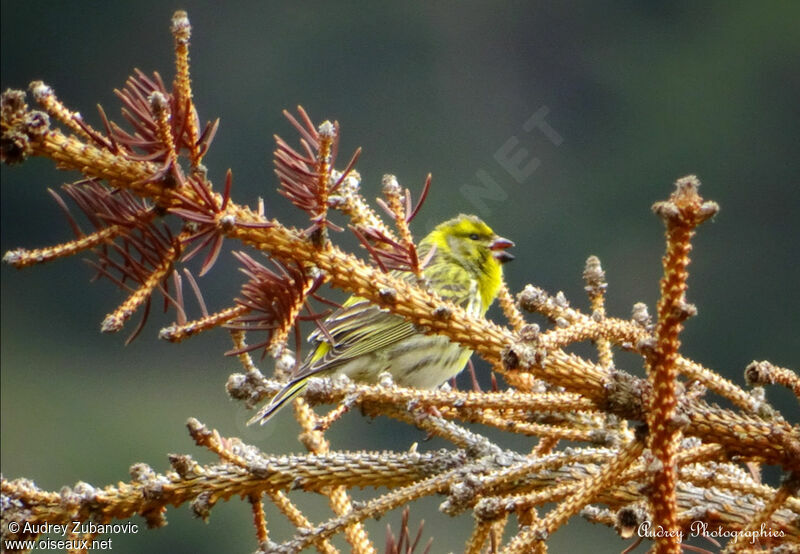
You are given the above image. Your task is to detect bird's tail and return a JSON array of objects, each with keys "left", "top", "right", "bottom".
[{"left": 247, "top": 376, "right": 309, "bottom": 426}]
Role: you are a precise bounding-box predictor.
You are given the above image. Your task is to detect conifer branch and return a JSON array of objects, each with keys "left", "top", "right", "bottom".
[{"left": 2, "top": 11, "right": 797, "bottom": 553}]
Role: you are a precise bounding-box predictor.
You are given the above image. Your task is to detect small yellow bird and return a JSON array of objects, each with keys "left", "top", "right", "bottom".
[{"left": 249, "top": 214, "right": 513, "bottom": 425}]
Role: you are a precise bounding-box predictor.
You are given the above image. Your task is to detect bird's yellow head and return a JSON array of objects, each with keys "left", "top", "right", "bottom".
[{"left": 420, "top": 214, "right": 513, "bottom": 312}]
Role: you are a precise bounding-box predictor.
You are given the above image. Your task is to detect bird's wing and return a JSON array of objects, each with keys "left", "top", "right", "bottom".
[
  {"left": 290, "top": 261, "right": 480, "bottom": 381},
  {"left": 249, "top": 298, "right": 415, "bottom": 425},
  {"left": 295, "top": 297, "right": 418, "bottom": 378}
]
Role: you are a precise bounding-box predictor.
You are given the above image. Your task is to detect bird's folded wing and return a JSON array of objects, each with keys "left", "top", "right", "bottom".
[{"left": 300, "top": 298, "right": 418, "bottom": 375}]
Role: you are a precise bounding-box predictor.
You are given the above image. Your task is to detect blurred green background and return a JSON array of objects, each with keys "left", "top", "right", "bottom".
[{"left": 2, "top": 1, "right": 798, "bottom": 552}]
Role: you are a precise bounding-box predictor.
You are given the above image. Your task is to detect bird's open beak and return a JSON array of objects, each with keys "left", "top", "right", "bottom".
[{"left": 490, "top": 236, "right": 514, "bottom": 263}]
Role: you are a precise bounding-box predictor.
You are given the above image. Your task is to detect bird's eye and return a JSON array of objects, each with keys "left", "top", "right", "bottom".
[{"left": 469, "top": 233, "right": 480, "bottom": 240}]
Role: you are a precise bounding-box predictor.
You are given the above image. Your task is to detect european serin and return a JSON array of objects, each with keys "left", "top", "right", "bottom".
[{"left": 249, "top": 214, "right": 513, "bottom": 424}]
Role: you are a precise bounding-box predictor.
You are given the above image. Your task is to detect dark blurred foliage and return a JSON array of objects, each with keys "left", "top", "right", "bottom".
[{"left": 2, "top": 2, "right": 798, "bottom": 552}]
